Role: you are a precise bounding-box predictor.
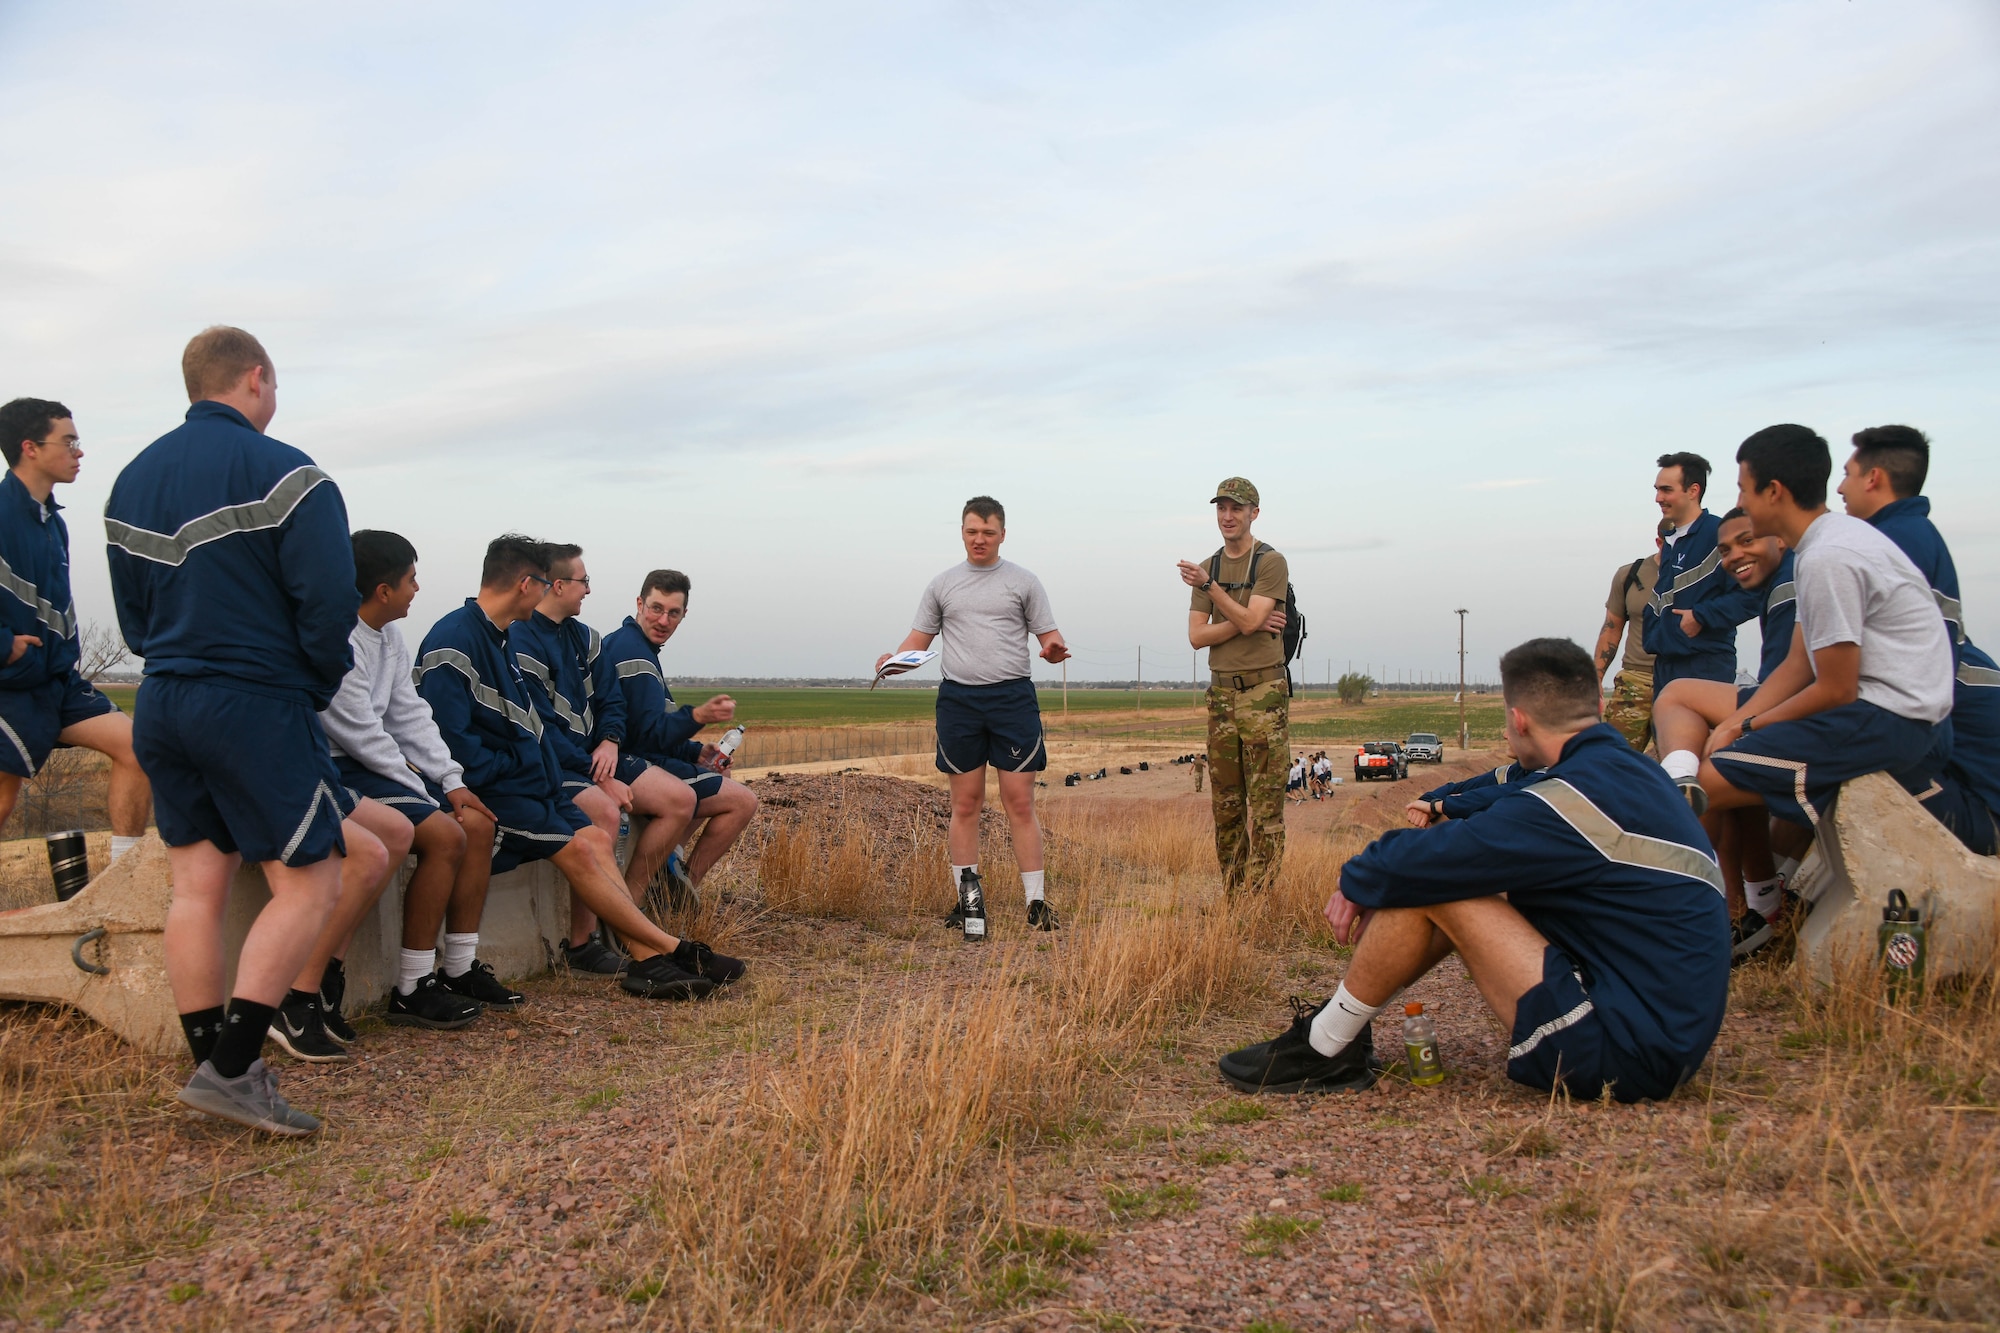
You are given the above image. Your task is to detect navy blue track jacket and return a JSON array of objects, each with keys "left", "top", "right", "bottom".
[
  {"left": 1, "top": 472, "right": 84, "bottom": 689},
  {"left": 414, "top": 600, "right": 561, "bottom": 801},
  {"left": 602, "top": 617, "right": 702, "bottom": 766},
  {"left": 1642, "top": 511, "right": 1763, "bottom": 690},
  {"left": 511, "top": 612, "right": 627, "bottom": 779},
  {"left": 104, "top": 402, "right": 357, "bottom": 706},
  {"left": 1754, "top": 550, "right": 1798, "bottom": 684},
  {"left": 1420, "top": 761, "right": 1549, "bottom": 820},
  {"left": 1342, "top": 723, "right": 1730, "bottom": 1090},
  {"left": 1868, "top": 497, "right": 2000, "bottom": 815}
]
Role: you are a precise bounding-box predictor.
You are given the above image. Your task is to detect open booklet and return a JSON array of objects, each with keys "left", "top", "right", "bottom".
[{"left": 871, "top": 648, "right": 939, "bottom": 689}]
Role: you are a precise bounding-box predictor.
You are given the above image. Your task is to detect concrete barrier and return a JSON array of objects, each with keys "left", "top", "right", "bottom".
[
  {"left": 0, "top": 833, "right": 572, "bottom": 1053},
  {"left": 1793, "top": 770, "right": 2000, "bottom": 986}
]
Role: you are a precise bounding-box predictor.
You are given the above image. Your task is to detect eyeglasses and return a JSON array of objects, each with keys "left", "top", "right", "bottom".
[
  {"left": 557, "top": 575, "right": 590, "bottom": 589},
  {"left": 33, "top": 437, "right": 83, "bottom": 455},
  {"left": 525, "top": 573, "right": 554, "bottom": 590}
]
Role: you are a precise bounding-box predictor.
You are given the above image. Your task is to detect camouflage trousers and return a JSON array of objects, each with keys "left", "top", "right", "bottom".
[
  {"left": 1193, "top": 759, "right": 1206, "bottom": 792},
  {"left": 1605, "top": 668, "right": 1655, "bottom": 751},
  {"left": 1206, "top": 679, "right": 1289, "bottom": 892}
]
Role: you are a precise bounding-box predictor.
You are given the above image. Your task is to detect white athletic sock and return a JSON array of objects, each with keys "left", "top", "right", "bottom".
[
  {"left": 951, "top": 864, "right": 977, "bottom": 897},
  {"left": 1309, "top": 983, "right": 1384, "bottom": 1058},
  {"left": 1022, "top": 870, "right": 1045, "bottom": 904},
  {"left": 1661, "top": 750, "right": 1701, "bottom": 782},
  {"left": 1774, "top": 854, "right": 1801, "bottom": 882},
  {"left": 398, "top": 948, "right": 436, "bottom": 996},
  {"left": 109, "top": 835, "right": 140, "bottom": 862},
  {"left": 442, "top": 932, "right": 479, "bottom": 978},
  {"left": 1743, "top": 876, "right": 1783, "bottom": 916}
]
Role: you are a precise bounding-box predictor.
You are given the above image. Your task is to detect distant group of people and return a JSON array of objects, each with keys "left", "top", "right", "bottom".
[
  {"left": 3, "top": 327, "right": 758, "bottom": 1137},
  {"left": 1286, "top": 751, "right": 1335, "bottom": 803}
]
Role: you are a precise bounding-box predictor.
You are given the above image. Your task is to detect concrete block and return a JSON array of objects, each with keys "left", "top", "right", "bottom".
[
  {"left": 0, "top": 833, "right": 572, "bottom": 1053},
  {"left": 1794, "top": 771, "right": 2000, "bottom": 986}
]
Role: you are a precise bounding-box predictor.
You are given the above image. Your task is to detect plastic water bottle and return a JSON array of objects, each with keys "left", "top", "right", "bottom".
[
  {"left": 718, "top": 725, "right": 746, "bottom": 757},
  {"left": 960, "top": 868, "right": 987, "bottom": 942},
  {"left": 1403, "top": 1002, "right": 1445, "bottom": 1086},
  {"left": 1878, "top": 889, "right": 1926, "bottom": 1002}
]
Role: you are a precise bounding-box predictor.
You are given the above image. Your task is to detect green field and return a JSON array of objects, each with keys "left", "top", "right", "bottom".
[{"left": 1288, "top": 698, "right": 1508, "bottom": 745}]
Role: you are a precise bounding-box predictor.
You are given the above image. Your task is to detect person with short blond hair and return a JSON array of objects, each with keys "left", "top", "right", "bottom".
[{"left": 181, "top": 325, "right": 276, "bottom": 401}]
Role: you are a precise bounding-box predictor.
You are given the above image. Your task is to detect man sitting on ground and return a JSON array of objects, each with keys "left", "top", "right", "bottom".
[
  {"left": 319, "top": 530, "right": 500, "bottom": 1032},
  {"left": 1650, "top": 507, "right": 1796, "bottom": 956},
  {"left": 513, "top": 545, "right": 697, "bottom": 964},
  {"left": 1838, "top": 425, "right": 2000, "bottom": 856},
  {"left": 416, "top": 537, "right": 743, "bottom": 1000},
  {"left": 1221, "top": 637, "right": 1728, "bottom": 1103},
  {"left": 0, "top": 397, "right": 151, "bottom": 868},
  {"left": 1672, "top": 426, "right": 1954, "bottom": 870},
  {"left": 604, "top": 570, "right": 760, "bottom": 910}
]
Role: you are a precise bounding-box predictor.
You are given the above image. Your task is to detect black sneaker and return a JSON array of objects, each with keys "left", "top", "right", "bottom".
[
  {"left": 619, "top": 953, "right": 716, "bottom": 1001},
  {"left": 944, "top": 900, "right": 967, "bottom": 929},
  {"left": 387, "top": 973, "right": 484, "bottom": 1029},
  {"left": 268, "top": 993, "right": 350, "bottom": 1064},
  {"left": 1729, "top": 909, "right": 1776, "bottom": 966},
  {"left": 318, "top": 965, "right": 358, "bottom": 1045},
  {"left": 563, "top": 934, "right": 625, "bottom": 976},
  {"left": 673, "top": 938, "right": 745, "bottom": 985},
  {"left": 1027, "top": 899, "right": 1060, "bottom": 932},
  {"left": 441, "top": 959, "right": 526, "bottom": 1008},
  {"left": 1218, "top": 997, "right": 1378, "bottom": 1095},
  {"left": 1674, "top": 776, "right": 1709, "bottom": 818}
]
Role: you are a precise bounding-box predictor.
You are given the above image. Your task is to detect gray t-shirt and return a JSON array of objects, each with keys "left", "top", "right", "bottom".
[
  {"left": 1794, "top": 512, "right": 1953, "bottom": 724},
  {"left": 913, "top": 559, "right": 1057, "bottom": 686}
]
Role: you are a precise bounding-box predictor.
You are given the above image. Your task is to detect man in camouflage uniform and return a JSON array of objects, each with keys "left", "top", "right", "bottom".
[
  {"left": 1192, "top": 753, "right": 1207, "bottom": 792},
  {"left": 1179, "top": 478, "right": 1292, "bottom": 892},
  {"left": 1595, "top": 521, "right": 1668, "bottom": 750}
]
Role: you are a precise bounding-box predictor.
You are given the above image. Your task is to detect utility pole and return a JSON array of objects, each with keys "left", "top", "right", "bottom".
[{"left": 1455, "top": 608, "right": 1469, "bottom": 751}]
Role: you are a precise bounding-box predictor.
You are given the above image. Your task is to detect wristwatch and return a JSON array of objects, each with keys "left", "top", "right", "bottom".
[
  {"left": 1199, "top": 577, "right": 1214, "bottom": 592},
  {"left": 1742, "top": 715, "right": 1757, "bottom": 733}
]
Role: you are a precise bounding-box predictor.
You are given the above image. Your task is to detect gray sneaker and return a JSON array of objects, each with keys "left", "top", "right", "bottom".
[{"left": 177, "top": 1058, "right": 322, "bottom": 1137}]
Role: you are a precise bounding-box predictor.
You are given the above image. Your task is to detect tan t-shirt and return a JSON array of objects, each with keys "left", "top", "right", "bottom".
[
  {"left": 1606, "top": 554, "right": 1659, "bottom": 674},
  {"left": 1193, "top": 544, "right": 1290, "bottom": 674}
]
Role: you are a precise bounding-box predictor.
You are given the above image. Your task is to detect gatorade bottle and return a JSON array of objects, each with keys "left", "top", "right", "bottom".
[
  {"left": 1878, "top": 889, "right": 1926, "bottom": 1002},
  {"left": 718, "top": 725, "right": 746, "bottom": 758},
  {"left": 959, "top": 867, "right": 988, "bottom": 942},
  {"left": 1403, "top": 1002, "right": 1445, "bottom": 1086}
]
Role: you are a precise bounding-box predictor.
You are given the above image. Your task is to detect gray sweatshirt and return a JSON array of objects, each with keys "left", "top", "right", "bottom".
[{"left": 319, "top": 619, "right": 465, "bottom": 796}]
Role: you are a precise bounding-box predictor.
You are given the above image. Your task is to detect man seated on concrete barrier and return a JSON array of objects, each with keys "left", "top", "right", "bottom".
[
  {"left": 416, "top": 537, "right": 743, "bottom": 1000},
  {"left": 1838, "top": 425, "right": 2000, "bottom": 857},
  {"left": 318, "top": 530, "right": 501, "bottom": 1033},
  {"left": 0, "top": 397, "right": 151, "bottom": 865},
  {"left": 513, "top": 545, "right": 696, "bottom": 963},
  {"left": 604, "top": 570, "right": 758, "bottom": 912},
  {"left": 1649, "top": 507, "right": 1797, "bottom": 957},
  {"left": 1643, "top": 452, "right": 1764, "bottom": 701},
  {"left": 104, "top": 326, "right": 365, "bottom": 1136},
  {"left": 1671, "top": 426, "right": 1955, "bottom": 901},
  {"left": 1220, "top": 638, "right": 1729, "bottom": 1103}
]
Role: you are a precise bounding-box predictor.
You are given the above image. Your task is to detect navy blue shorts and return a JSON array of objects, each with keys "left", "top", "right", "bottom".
[
  {"left": 0, "top": 671, "right": 121, "bottom": 778},
  {"left": 483, "top": 789, "right": 590, "bottom": 873},
  {"left": 335, "top": 755, "right": 449, "bottom": 829},
  {"left": 1737, "top": 685, "right": 1758, "bottom": 709},
  {"left": 1508, "top": 945, "right": 1694, "bottom": 1104},
  {"left": 132, "top": 676, "right": 347, "bottom": 867},
  {"left": 1711, "top": 700, "right": 1943, "bottom": 829},
  {"left": 615, "top": 753, "right": 651, "bottom": 785},
  {"left": 935, "top": 677, "right": 1045, "bottom": 774},
  {"left": 1917, "top": 766, "right": 1998, "bottom": 857},
  {"left": 660, "top": 757, "right": 726, "bottom": 802},
  {"left": 1651, "top": 653, "right": 1736, "bottom": 698}
]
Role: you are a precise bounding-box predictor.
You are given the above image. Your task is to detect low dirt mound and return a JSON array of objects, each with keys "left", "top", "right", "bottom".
[{"left": 746, "top": 771, "right": 1006, "bottom": 842}]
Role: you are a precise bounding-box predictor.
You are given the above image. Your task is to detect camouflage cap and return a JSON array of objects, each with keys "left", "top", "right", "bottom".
[{"left": 1211, "top": 477, "right": 1260, "bottom": 506}]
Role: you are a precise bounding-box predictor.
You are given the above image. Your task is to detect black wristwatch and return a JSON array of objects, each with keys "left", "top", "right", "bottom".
[
  {"left": 1742, "top": 715, "right": 1757, "bottom": 733},
  {"left": 1199, "top": 577, "right": 1214, "bottom": 592}
]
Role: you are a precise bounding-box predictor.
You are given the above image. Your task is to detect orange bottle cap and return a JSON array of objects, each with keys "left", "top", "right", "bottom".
[{"left": 1404, "top": 1002, "right": 1424, "bottom": 1016}]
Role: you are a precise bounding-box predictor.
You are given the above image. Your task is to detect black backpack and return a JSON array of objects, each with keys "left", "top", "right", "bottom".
[{"left": 1207, "top": 542, "right": 1307, "bottom": 694}]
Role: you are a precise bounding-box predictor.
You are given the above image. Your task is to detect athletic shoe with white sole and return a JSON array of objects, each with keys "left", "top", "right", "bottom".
[
  {"left": 386, "top": 973, "right": 484, "bottom": 1029},
  {"left": 1219, "top": 998, "right": 1379, "bottom": 1095},
  {"left": 441, "top": 959, "right": 526, "bottom": 1008},
  {"left": 1027, "top": 900, "right": 1059, "bottom": 932},
  {"left": 1675, "top": 776, "right": 1709, "bottom": 818},
  {"left": 619, "top": 953, "right": 716, "bottom": 1001},
  {"left": 269, "top": 992, "right": 350, "bottom": 1063},
  {"left": 177, "top": 1058, "right": 322, "bottom": 1137},
  {"left": 318, "top": 965, "right": 358, "bottom": 1045}
]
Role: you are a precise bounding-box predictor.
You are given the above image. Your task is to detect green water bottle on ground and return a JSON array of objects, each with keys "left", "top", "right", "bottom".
[
  {"left": 1403, "top": 1002, "right": 1445, "bottom": 1086},
  {"left": 1878, "top": 889, "right": 1926, "bottom": 1002}
]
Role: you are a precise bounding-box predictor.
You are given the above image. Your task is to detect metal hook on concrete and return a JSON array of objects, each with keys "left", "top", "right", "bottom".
[{"left": 71, "top": 926, "right": 109, "bottom": 976}]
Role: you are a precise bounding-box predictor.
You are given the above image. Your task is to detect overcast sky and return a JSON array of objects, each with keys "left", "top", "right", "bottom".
[{"left": 5, "top": 1, "right": 1997, "bottom": 683}]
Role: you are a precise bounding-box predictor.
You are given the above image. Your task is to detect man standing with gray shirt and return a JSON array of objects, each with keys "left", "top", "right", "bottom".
[{"left": 879, "top": 496, "right": 1070, "bottom": 933}]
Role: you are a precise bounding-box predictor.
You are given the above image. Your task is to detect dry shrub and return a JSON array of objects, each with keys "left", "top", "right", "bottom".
[
  {"left": 1052, "top": 902, "right": 1263, "bottom": 1036},
  {"left": 1041, "top": 798, "right": 1212, "bottom": 883},
  {"left": 631, "top": 962, "right": 1094, "bottom": 1326},
  {"left": 757, "top": 811, "right": 942, "bottom": 922}
]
